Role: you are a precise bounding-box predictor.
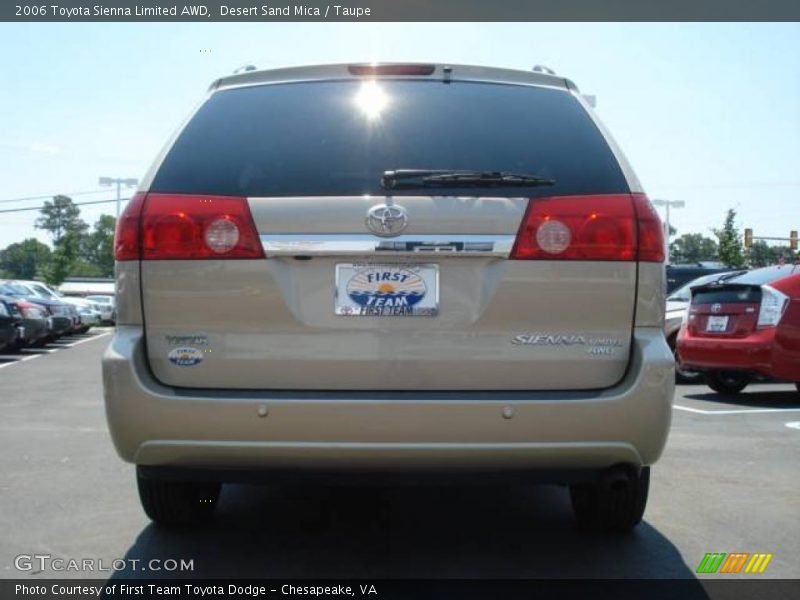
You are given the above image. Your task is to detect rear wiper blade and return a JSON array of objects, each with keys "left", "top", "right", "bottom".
[{"left": 381, "top": 169, "right": 556, "bottom": 190}]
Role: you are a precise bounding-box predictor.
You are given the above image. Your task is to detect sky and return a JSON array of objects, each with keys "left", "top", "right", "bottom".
[{"left": 0, "top": 22, "right": 798, "bottom": 249}]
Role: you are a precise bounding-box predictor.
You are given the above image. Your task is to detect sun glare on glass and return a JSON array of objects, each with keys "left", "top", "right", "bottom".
[{"left": 354, "top": 81, "right": 389, "bottom": 119}]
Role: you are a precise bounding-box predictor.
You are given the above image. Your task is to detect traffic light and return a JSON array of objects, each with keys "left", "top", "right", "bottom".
[
  {"left": 791, "top": 230, "right": 798, "bottom": 251},
  {"left": 744, "top": 228, "right": 753, "bottom": 248}
]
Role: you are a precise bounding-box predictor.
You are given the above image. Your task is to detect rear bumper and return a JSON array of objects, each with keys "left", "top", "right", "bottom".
[
  {"left": 677, "top": 328, "right": 775, "bottom": 376},
  {"left": 103, "top": 326, "right": 674, "bottom": 475},
  {"left": 20, "top": 318, "right": 47, "bottom": 344},
  {"left": 0, "top": 327, "right": 15, "bottom": 349},
  {"left": 80, "top": 314, "right": 101, "bottom": 326},
  {"left": 50, "top": 316, "right": 72, "bottom": 336}
]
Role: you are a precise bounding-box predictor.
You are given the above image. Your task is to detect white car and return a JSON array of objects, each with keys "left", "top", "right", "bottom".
[{"left": 84, "top": 295, "right": 115, "bottom": 323}]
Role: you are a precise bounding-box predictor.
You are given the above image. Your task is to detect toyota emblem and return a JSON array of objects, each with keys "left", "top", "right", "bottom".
[
  {"left": 711, "top": 303, "right": 722, "bottom": 313},
  {"left": 366, "top": 203, "right": 408, "bottom": 237}
]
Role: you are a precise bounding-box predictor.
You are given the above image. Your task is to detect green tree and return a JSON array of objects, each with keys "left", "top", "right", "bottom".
[
  {"left": 41, "top": 231, "right": 82, "bottom": 286},
  {"left": 714, "top": 209, "right": 745, "bottom": 268},
  {"left": 80, "top": 214, "right": 116, "bottom": 277},
  {"left": 769, "top": 245, "right": 796, "bottom": 265},
  {"left": 35, "top": 195, "right": 87, "bottom": 243},
  {"left": 69, "top": 260, "right": 104, "bottom": 277},
  {"left": 34, "top": 195, "right": 91, "bottom": 285},
  {"left": 669, "top": 233, "right": 718, "bottom": 264},
  {"left": 0, "top": 238, "right": 52, "bottom": 279},
  {"left": 748, "top": 240, "right": 772, "bottom": 267}
]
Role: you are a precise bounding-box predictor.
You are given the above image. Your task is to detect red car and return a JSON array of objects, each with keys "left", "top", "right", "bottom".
[{"left": 677, "top": 265, "right": 800, "bottom": 395}]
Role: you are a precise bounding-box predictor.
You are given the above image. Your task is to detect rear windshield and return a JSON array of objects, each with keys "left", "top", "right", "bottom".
[
  {"left": 152, "top": 80, "right": 628, "bottom": 198},
  {"left": 693, "top": 288, "right": 761, "bottom": 305}
]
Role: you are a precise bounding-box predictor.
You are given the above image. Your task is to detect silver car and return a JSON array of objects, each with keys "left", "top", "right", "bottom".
[
  {"left": 103, "top": 63, "right": 673, "bottom": 532},
  {"left": 59, "top": 297, "right": 102, "bottom": 333},
  {"left": 84, "top": 295, "right": 115, "bottom": 324}
]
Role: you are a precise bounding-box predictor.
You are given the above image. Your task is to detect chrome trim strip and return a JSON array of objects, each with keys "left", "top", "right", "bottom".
[{"left": 260, "top": 234, "right": 515, "bottom": 257}]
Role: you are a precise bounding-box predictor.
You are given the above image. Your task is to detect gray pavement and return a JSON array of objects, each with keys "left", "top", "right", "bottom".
[{"left": 0, "top": 331, "right": 798, "bottom": 580}]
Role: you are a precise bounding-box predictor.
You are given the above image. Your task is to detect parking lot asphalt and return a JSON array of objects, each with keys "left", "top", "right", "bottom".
[{"left": 0, "top": 330, "right": 798, "bottom": 581}]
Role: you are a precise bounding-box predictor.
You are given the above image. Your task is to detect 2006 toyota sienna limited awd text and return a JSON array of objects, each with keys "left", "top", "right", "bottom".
[{"left": 102, "top": 63, "right": 673, "bottom": 532}]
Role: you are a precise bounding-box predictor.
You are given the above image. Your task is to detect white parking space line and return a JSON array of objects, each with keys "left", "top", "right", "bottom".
[
  {"left": 786, "top": 422, "right": 800, "bottom": 430},
  {"left": 674, "top": 404, "right": 800, "bottom": 415},
  {"left": 0, "top": 354, "right": 40, "bottom": 368},
  {"left": 64, "top": 331, "right": 111, "bottom": 346},
  {"left": 0, "top": 331, "right": 111, "bottom": 369}
]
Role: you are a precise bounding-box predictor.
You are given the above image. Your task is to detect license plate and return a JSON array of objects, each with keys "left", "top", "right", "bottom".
[
  {"left": 335, "top": 263, "right": 439, "bottom": 317},
  {"left": 706, "top": 315, "right": 729, "bottom": 332}
]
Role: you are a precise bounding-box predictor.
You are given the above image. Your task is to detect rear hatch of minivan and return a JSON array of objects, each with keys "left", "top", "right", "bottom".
[{"left": 127, "top": 69, "right": 661, "bottom": 391}]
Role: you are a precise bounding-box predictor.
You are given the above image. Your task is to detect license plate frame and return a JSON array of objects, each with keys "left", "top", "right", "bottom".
[
  {"left": 706, "top": 315, "right": 729, "bottom": 332},
  {"left": 335, "top": 263, "right": 439, "bottom": 317}
]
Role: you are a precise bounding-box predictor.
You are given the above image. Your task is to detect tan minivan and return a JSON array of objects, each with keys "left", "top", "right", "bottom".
[{"left": 103, "top": 63, "right": 673, "bottom": 532}]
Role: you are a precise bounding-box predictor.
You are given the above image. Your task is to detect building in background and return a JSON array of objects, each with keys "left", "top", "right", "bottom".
[{"left": 58, "top": 277, "right": 114, "bottom": 297}]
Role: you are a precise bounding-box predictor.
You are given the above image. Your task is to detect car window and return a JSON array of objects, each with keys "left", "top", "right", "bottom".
[
  {"left": 17, "top": 283, "right": 40, "bottom": 296},
  {"left": 152, "top": 80, "right": 628, "bottom": 198},
  {"left": 667, "top": 271, "right": 744, "bottom": 301},
  {"left": 667, "top": 274, "right": 718, "bottom": 301},
  {"left": 729, "top": 265, "right": 798, "bottom": 286},
  {"left": 0, "top": 282, "right": 31, "bottom": 296},
  {"left": 0, "top": 302, "right": 8, "bottom": 317},
  {"left": 29, "top": 283, "right": 58, "bottom": 298}
]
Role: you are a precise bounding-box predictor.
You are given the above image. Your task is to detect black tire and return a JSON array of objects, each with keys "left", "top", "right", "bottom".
[
  {"left": 570, "top": 466, "right": 650, "bottom": 534},
  {"left": 705, "top": 371, "right": 749, "bottom": 395},
  {"left": 137, "top": 468, "right": 221, "bottom": 527}
]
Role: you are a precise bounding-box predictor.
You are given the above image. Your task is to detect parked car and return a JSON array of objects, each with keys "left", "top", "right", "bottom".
[
  {"left": 677, "top": 264, "right": 800, "bottom": 395},
  {"left": 103, "top": 62, "right": 673, "bottom": 532},
  {"left": 85, "top": 294, "right": 115, "bottom": 324},
  {"left": 666, "top": 263, "right": 742, "bottom": 294},
  {"left": 14, "top": 301, "right": 50, "bottom": 348},
  {"left": 0, "top": 281, "right": 72, "bottom": 339},
  {"left": 60, "top": 297, "right": 102, "bottom": 333},
  {"left": 14, "top": 280, "right": 82, "bottom": 334},
  {"left": 665, "top": 270, "right": 746, "bottom": 383},
  {"left": 0, "top": 295, "right": 50, "bottom": 350},
  {"left": 0, "top": 299, "right": 18, "bottom": 352}
]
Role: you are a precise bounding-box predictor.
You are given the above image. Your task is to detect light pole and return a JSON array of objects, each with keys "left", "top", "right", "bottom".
[
  {"left": 651, "top": 199, "right": 685, "bottom": 263},
  {"left": 99, "top": 176, "right": 138, "bottom": 218}
]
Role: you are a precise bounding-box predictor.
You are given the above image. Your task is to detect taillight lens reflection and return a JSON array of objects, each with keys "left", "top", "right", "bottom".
[
  {"left": 757, "top": 285, "right": 789, "bottom": 328},
  {"left": 115, "top": 193, "right": 264, "bottom": 260},
  {"left": 114, "top": 192, "right": 146, "bottom": 261},
  {"left": 511, "top": 193, "right": 664, "bottom": 262},
  {"left": 141, "top": 194, "right": 263, "bottom": 260}
]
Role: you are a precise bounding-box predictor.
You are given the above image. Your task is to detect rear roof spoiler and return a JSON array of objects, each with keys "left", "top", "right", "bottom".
[{"left": 210, "top": 62, "right": 576, "bottom": 92}]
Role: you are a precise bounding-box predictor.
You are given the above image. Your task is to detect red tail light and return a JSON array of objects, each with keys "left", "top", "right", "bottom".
[
  {"left": 141, "top": 194, "right": 264, "bottom": 260},
  {"left": 115, "top": 193, "right": 264, "bottom": 260},
  {"left": 510, "top": 194, "right": 664, "bottom": 262},
  {"left": 114, "top": 192, "right": 146, "bottom": 261},
  {"left": 632, "top": 194, "right": 666, "bottom": 262}
]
